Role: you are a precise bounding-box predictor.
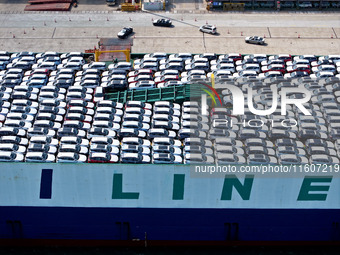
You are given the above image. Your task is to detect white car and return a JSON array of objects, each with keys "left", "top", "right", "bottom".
[
  {"left": 310, "top": 71, "right": 335, "bottom": 79},
  {"left": 82, "top": 62, "right": 106, "bottom": 71},
  {"left": 181, "top": 74, "right": 207, "bottom": 84},
  {"left": 159, "top": 57, "right": 183, "bottom": 66},
  {"left": 184, "top": 137, "right": 212, "bottom": 148},
  {"left": 30, "top": 136, "right": 59, "bottom": 146},
  {"left": 60, "top": 136, "right": 90, "bottom": 148},
  {"left": 185, "top": 57, "right": 208, "bottom": 66},
  {"left": 120, "top": 153, "right": 151, "bottom": 164},
  {"left": 119, "top": 128, "right": 147, "bottom": 139},
  {"left": 90, "top": 144, "right": 120, "bottom": 155},
  {"left": 207, "top": 70, "right": 232, "bottom": 79},
  {"left": 286, "top": 64, "right": 310, "bottom": 73},
  {"left": 268, "top": 54, "right": 292, "bottom": 62},
  {"left": 101, "top": 74, "right": 127, "bottom": 83},
  {"left": 184, "top": 62, "right": 209, "bottom": 72},
  {"left": 63, "top": 120, "right": 91, "bottom": 131},
  {"left": 319, "top": 55, "right": 340, "bottom": 64},
  {"left": 31, "top": 62, "right": 57, "bottom": 71},
  {"left": 90, "top": 137, "right": 120, "bottom": 147},
  {"left": 38, "top": 91, "right": 65, "bottom": 102},
  {"left": 258, "top": 71, "right": 283, "bottom": 79},
  {"left": 215, "top": 145, "right": 244, "bottom": 155},
  {"left": 34, "top": 120, "right": 61, "bottom": 130},
  {"left": 92, "top": 120, "right": 120, "bottom": 131},
  {"left": 235, "top": 63, "right": 260, "bottom": 73},
  {"left": 27, "top": 143, "right": 58, "bottom": 154},
  {"left": 153, "top": 137, "right": 181, "bottom": 148},
  {"left": 50, "top": 68, "right": 75, "bottom": 77},
  {"left": 48, "top": 74, "right": 74, "bottom": 83},
  {"left": 154, "top": 101, "right": 181, "bottom": 111},
  {"left": 248, "top": 154, "right": 277, "bottom": 165},
  {"left": 0, "top": 143, "right": 26, "bottom": 154},
  {"left": 5, "top": 119, "right": 32, "bottom": 130},
  {"left": 36, "top": 51, "right": 59, "bottom": 60},
  {"left": 127, "top": 69, "right": 153, "bottom": 78},
  {"left": 57, "top": 62, "right": 82, "bottom": 71},
  {"left": 199, "top": 25, "right": 217, "bottom": 34},
  {"left": 0, "top": 136, "right": 29, "bottom": 146},
  {"left": 154, "top": 69, "right": 179, "bottom": 78},
  {"left": 181, "top": 69, "right": 206, "bottom": 78},
  {"left": 6, "top": 112, "right": 35, "bottom": 122},
  {"left": 212, "top": 57, "right": 234, "bottom": 66},
  {"left": 152, "top": 145, "right": 182, "bottom": 155},
  {"left": 133, "top": 62, "right": 158, "bottom": 71},
  {"left": 153, "top": 153, "right": 182, "bottom": 164},
  {"left": 0, "top": 152, "right": 24, "bottom": 162},
  {"left": 128, "top": 74, "right": 153, "bottom": 84},
  {"left": 148, "top": 128, "right": 176, "bottom": 139},
  {"left": 25, "top": 152, "right": 55, "bottom": 163},
  {"left": 121, "top": 144, "right": 151, "bottom": 155},
  {"left": 312, "top": 64, "right": 336, "bottom": 74},
  {"left": 76, "top": 69, "right": 101, "bottom": 77},
  {"left": 233, "top": 70, "right": 258, "bottom": 78},
  {"left": 211, "top": 63, "right": 235, "bottom": 72},
  {"left": 74, "top": 74, "right": 100, "bottom": 83},
  {"left": 168, "top": 53, "right": 192, "bottom": 61},
  {"left": 59, "top": 126, "right": 87, "bottom": 137},
  {"left": 286, "top": 59, "right": 310, "bottom": 67},
  {"left": 60, "top": 52, "right": 83, "bottom": 60},
  {"left": 110, "top": 61, "right": 133, "bottom": 71},
  {"left": 22, "top": 73, "right": 47, "bottom": 82},
  {"left": 59, "top": 144, "right": 89, "bottom": 155},
  {"left": 129, "top": 81, "right": 155, "bottom": 90},
  {"left": 61, "top": 56, "right": 85, "bottom": 65},
  {"left": 133, "top": 57, "right": 158, "bottom": 67},
  {"left": 144, "top": 52, "right": 167, "bottom": 60},
  {"left": 243, "top": 54, "right": 267, "bottom": 62},
  {"left": 184, "top": 153, "right": 214, "bottom": 164},
  {"left": 154, "top": 75, "right": 179, "bottom": 85},
  {"left": 244, "top": 36, "right": 265, "bottom": 45},
  {"left": 57, "top": 152, "right": 87, "bottom": 163},
  {"left": 309, "top": 154, "right": 340, "bottom": 164},
  {"left": 121, "top": 137, "right": 151, "bottom": 147},
  {"left": 0, "top": 68, "right": 23, "bottom": 76},
  {"left": 40, "top": 99, "right": 67, "bottom": 109},
  {"left": 217, "top": 154, "right": 246, "bottom": 165}
]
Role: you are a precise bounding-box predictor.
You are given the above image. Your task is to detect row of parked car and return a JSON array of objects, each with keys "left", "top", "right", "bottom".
[
  {"left": 102, "top": 53, "right": 340, "bottom": 91},
  {"left": 187, "top": 137, "right": 340, "bottom": 165},
  {"left": 0, "top": 51, "right": 340, "bottom": 164},
  {"left": 2, "top": 51, "right": 340, "bottom": 93}
]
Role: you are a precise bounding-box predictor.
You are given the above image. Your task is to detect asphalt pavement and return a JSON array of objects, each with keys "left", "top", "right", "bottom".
[{"left": 0, "top": 1, "right": 339, "bottom": 55}]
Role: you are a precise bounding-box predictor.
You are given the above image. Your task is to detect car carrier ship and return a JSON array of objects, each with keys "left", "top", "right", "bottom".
[{"left": 0, "top": 51, "right": 340, "bottom": 246}]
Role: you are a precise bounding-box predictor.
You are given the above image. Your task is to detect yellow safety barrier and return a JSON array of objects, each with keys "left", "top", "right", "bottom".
[
  {"left": 94, "top": 49, "right": 131, "bottom": 62},
  {"left": 121, "top": 3, "right": 140, "bottom": 11}
]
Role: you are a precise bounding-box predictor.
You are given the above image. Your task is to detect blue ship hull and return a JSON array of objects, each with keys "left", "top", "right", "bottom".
[{"left": 1, "top": 207, "right": 340, "bottom": 245}]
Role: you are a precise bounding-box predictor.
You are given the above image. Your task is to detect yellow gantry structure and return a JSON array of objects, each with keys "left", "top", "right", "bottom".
[{"left": 94, "top": 48, "right": 131, "bottom": 62}]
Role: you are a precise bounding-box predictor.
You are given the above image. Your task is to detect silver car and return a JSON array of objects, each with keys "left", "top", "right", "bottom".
[{"left": 245, "top": 36, "right": 265, "bottom": 45}]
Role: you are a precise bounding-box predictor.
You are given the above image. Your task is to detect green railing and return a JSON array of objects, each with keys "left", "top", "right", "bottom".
[{"left": 104, "top": 84, "right": 211, "bottom": 103}]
